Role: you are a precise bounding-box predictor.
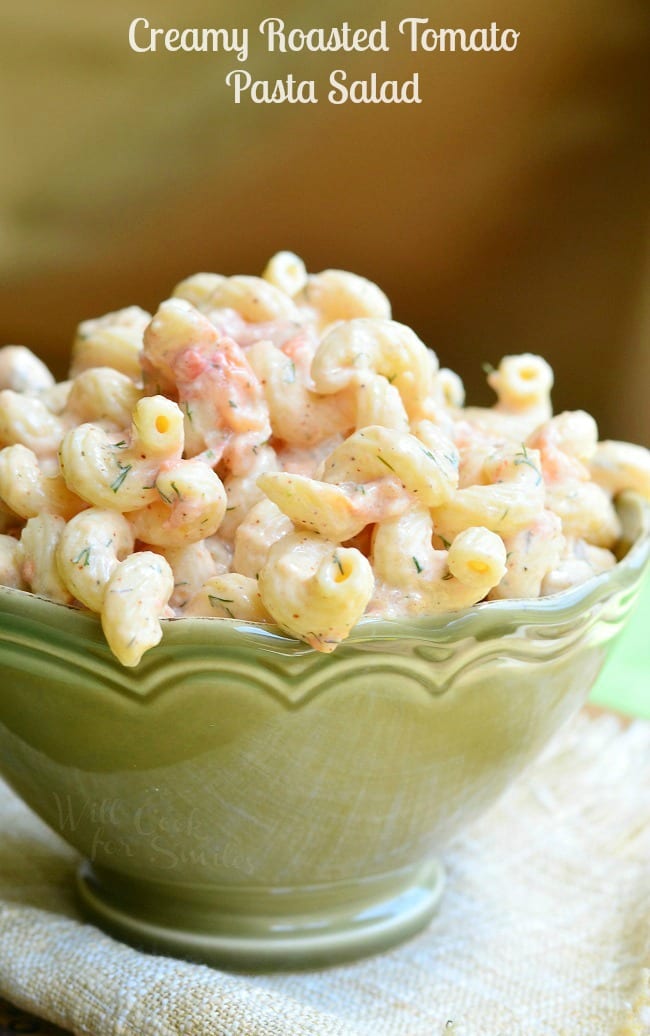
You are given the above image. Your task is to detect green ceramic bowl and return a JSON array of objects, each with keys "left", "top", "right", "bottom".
[{"left": 0, "top": 493, "right": 648, "bottom": 970}]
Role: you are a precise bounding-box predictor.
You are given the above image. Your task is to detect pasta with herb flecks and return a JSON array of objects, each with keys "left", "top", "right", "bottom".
[{"left": 0, "top": 253, "right": 648, "bottom": 665}]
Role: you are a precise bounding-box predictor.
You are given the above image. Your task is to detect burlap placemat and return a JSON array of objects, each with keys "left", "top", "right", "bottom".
[{"left": 0, "top": 711, "right": 648, "bottom": 1036}]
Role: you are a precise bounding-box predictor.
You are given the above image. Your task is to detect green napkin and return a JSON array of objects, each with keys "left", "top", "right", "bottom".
[{"left": 589, "top": 572, "right": 650, "bottom": 719}]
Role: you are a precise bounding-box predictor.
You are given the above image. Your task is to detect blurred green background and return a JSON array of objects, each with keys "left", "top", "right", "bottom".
[
  {"left": 591, "top": 572, "right": 650, "bottom": 718},
  {"left": 0, "top": 1, "right": 648, "bottom": 714}
]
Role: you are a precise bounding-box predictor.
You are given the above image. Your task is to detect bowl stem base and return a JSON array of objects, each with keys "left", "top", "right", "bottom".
[{"left": 75, "top": 857, "right": 445, "bottom": 970}]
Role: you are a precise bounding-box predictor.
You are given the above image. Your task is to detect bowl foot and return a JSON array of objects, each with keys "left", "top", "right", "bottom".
[{"left": 76, "top": 857, "right": 445, "bottom": 970}]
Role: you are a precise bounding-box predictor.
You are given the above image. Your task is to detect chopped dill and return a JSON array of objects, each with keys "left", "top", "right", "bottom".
[
  {"left": 157, "top": 485, "right": 174, "bottom": 505},
  {"left": 110, "top": 462, "right": 132, "bottom": 493},
  {"left": 208, "top": 594, "right": 234, "bottom": 618},
  {"left": 376, "top": 453, "right": 396, "bottom": 472},
  {"left": 514, "top": 445, "right": 542, "bottom": 484},
  {"left": 421, "top": 447, "right": 443, "bottom": 471},
  {"left": 72, "top": 546, "right": 91, "bottom": 567}
]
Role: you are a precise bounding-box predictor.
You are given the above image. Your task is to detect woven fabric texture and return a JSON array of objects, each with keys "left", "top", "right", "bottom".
[{"left": 0, "top": 712, "right": 648, "bottom": 1036}]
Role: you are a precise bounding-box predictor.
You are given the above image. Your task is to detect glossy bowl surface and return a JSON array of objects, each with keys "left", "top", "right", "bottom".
[{"left": 0, "top": 494, "right": 648, "bottom": 969}]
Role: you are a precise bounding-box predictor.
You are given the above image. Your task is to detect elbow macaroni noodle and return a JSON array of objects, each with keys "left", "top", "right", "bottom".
[
  {"left": 57, "top": 508, "right": 135, "bottom": 612},
  {"left": 0, "top": 256, "right": 648, "bottom": 665}
]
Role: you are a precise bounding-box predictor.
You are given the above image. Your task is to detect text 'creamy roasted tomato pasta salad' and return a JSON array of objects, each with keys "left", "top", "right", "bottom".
[{"left": 1, "top": 253, "right": 649, "bottom": 665}]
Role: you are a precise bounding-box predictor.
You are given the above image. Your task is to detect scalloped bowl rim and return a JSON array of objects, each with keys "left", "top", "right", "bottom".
[{"left": 1, "top": 493, "right": 648, "bottom": 658}]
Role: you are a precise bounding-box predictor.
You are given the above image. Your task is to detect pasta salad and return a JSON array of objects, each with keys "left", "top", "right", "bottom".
[{"left": 0, "top": 253, "right": 648, "bottom": 665}]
